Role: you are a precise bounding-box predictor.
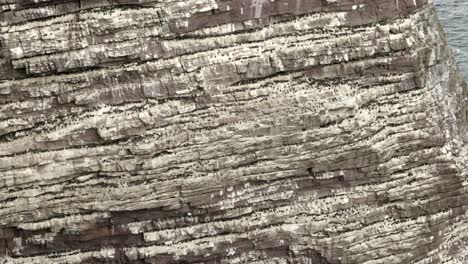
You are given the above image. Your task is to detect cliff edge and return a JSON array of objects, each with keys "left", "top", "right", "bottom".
[{"left": 1, "top": 0, "right": 468, "bottom": 263}]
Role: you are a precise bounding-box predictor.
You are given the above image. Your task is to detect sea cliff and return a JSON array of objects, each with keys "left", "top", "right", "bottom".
[{"left": 1, "top": 0, "right": 468, "bottom": 263}]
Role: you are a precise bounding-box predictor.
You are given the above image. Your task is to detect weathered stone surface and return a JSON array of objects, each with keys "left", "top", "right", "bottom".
[{"left": 0, "top": 0, "right": 468, "bottom": 263}]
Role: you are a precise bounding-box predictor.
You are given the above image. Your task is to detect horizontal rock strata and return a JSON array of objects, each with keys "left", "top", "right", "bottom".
[{"left": 1, "top": 0, "right": 468, "bottom": 263}]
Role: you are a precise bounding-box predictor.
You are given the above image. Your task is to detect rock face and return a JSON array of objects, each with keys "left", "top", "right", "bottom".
[{"left": 1, "top": 0, "right": 468, "bottom": 263}]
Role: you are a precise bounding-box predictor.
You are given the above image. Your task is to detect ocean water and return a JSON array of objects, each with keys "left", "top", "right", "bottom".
[{"left": 434, "top": 0, "right": 468, "bottom": 77}]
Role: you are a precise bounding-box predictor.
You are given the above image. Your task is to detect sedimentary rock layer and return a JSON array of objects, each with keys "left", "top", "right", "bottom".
[{"left": 0, "top": 0, "right": 468, "bottom": 263}]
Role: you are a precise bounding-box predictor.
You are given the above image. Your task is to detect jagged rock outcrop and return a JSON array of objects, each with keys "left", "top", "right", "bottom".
[{"left": 1, "top": 0, "right": 468, "bottom": 263}]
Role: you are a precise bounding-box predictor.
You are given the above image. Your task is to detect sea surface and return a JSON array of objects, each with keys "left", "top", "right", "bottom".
[{"left": 434, "top": 0, "right": 468, "bottom": 77}]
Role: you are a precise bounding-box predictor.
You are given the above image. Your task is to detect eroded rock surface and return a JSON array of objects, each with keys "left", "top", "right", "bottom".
[{"left": 1, "top": 0, "right": 468, "bottom": 263}]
